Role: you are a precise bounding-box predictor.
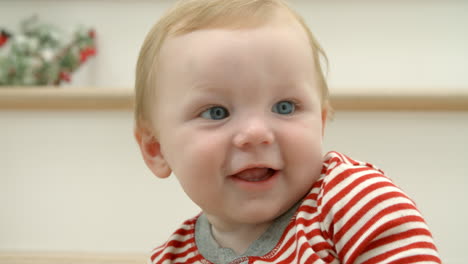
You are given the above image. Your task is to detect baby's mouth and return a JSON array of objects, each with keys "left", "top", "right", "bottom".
[{"left": 232, "top": 168, "right": 276, "bottom": 182}]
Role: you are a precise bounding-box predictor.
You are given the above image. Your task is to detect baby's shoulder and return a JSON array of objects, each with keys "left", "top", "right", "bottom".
[
  {"left": 299, "top": 152, "right": 440, "bottom": 263},
  {"left": 319, "top": 151, "right": 391, "bottom": 191},
  {"left": 322, "top": 151, "right": 384, "bottom": 176},
  {"left": 314, "top": 151, "right": 414, "bottom": 211},
  {"left": 312, "top": 151, "right": 416, "bottom": 221}
]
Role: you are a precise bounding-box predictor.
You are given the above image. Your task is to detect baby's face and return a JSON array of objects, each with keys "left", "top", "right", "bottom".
[{"left": 153, "top": 15, "right": 326, "bottom": 226}]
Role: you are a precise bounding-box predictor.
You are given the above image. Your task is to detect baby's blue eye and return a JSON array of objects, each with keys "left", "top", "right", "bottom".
[
  {"left": 201, "top": 106, "right": 229, "bottom": 120},
  {"left": 272, "top": 101, "right": 295, "bottom": 115}
]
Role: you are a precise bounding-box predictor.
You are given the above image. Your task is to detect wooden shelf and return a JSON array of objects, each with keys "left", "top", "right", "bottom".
[
  {"left": 331, "top": 94, "right": 468, "bottom": 111},
  {"left": 0, "top": 87, "right": 133, "bottom": 110},
  {"left": 1, "top": 87, "right": 467, "bottom": 111}
]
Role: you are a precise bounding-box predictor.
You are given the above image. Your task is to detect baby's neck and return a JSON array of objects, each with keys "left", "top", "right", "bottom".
[{"left": 210, "top": 220, "right": 272, "bottom": 255}]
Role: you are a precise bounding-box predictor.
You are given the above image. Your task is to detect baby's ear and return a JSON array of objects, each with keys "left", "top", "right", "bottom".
[{"left": 134, "top": 125, "right": 172, "bottom": 179}]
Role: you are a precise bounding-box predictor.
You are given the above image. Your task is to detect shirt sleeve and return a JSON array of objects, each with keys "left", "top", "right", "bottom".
[{"left": 318, "top": 152, "right": 441, "bottom": 264}]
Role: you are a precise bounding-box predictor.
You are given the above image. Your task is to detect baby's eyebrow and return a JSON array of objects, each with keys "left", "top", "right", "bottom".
[
  {"left": 188, "top": 82, "right": 234, "bottom": 96},
  {"left": 182, "top": 86, "right": 226, "bottom": 105},
  {"left": 190, "top": 84, "right": 218, "bottom": 93}
]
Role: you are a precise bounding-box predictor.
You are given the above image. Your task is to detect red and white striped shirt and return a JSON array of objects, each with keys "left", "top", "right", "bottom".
[{"left": 149, "top": 151, "right": 441, "bottom": 264}]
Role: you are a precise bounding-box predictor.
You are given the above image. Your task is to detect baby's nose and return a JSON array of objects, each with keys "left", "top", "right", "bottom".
[{"left": 233, "top": 118, "right": 274, "bottom": 148}]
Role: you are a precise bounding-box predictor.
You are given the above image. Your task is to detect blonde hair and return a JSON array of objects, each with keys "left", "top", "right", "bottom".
[{"left": 135, "top": 0, "right": 330, "bottom": 130}]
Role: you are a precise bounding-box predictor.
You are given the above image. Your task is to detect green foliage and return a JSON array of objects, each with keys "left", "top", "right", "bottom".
[{"left": 0, "top": 16, "right": 96, "bottom": 86}]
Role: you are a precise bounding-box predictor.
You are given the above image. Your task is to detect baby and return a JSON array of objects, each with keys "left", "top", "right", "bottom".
[{"left": 134, "top": 0, "right": 441, "bottom": 263}]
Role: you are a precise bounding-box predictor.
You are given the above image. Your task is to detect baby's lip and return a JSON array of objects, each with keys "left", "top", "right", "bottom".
[
  {"left": 229, "top": 164, "right": 279, "bottom": 177},
  {"left": 232, "top": 168, "right": 276, "bottom": 182}
]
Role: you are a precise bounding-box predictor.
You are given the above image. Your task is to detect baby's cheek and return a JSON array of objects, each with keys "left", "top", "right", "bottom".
[
  {"left": 282, "top": 120, "right": 322, "bottom": 145},
  {"left": 181, "top": 135, "right": 226, "bottom": 169},
  {"left": 174, "top": 137, "right": 226, "bottom": 209},
  {"left": 281, "top": 122, "right": 323, "bottom": 167}
]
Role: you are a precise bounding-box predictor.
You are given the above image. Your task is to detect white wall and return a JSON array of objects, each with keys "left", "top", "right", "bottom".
[{"left": 1, "top": 1, "right": 467, "bottom": 263}]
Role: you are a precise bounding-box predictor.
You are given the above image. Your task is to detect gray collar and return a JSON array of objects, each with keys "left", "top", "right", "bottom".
[{"left": 195, "top": 202, "right": 300, "bottom": 264}]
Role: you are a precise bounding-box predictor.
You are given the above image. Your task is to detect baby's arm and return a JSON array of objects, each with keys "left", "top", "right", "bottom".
[{"left": 319, "top": 153, "right": 441, "bottom": 264}]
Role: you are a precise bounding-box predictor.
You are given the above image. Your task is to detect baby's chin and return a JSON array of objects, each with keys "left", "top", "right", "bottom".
[
  {"left": 225, "top": 200, "right": 297, "bottom": 226},
  {"left": 200, "top": 188, "right": 309, "bottom": 228},
  {"left": 205, "top": 211, "right": 282, "bottom": 234}
]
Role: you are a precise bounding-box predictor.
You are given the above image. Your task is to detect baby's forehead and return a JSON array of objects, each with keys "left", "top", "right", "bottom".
[
  {"left": 160, "top": 20, "right": 312, "bottom": 73},
  {"left": 162, "top": 9, "right": 309, "bottom": 56},
  {"left": 155, "top": 24, "right": 318, "bottom": 101},
  {"left": 156, "top": 3, "right": 312, "bottom": 76}
]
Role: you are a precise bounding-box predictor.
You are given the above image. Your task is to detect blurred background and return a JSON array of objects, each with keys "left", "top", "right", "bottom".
[{"left": 1, "top": 0, "right": 467, "bottom": 263}]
